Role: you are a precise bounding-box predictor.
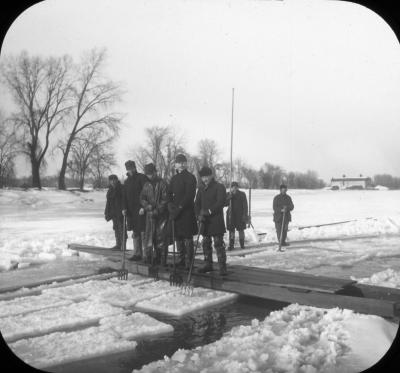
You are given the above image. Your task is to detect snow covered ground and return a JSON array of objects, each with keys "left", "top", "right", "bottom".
[{"left": 1, "top": 188, "right": 399, "bottom": 372}]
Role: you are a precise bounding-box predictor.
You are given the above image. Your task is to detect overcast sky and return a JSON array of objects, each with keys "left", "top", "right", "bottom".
[{"left": 2, "top": 0, "right": 400, "bottom": 182}]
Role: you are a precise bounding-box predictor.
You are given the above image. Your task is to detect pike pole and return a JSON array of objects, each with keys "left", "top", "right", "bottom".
[{"left": 229, "top": 88, "right": 234, "bottom": 228}]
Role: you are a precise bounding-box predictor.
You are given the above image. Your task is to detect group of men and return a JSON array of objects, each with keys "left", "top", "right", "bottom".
[{"left": 104, "top": 153, "right": 294, "bottom": 276}]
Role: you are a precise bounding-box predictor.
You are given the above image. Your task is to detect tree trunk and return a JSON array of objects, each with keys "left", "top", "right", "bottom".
[
  {"left": 79, "top": 175, "right": 85, "bottom": 191},
  {"left": 58, "top": 139, "right": 73, "bottom": 190},
  {"left": 31, "top": 158, "right": 41, "bottom": 189}
]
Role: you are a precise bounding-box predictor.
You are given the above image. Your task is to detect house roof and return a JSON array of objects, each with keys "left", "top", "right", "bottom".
[{"left": 331, "top": 177, "right": 370, "bottom": 182}]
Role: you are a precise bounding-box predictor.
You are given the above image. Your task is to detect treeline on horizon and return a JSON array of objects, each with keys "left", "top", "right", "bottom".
[{"left": 1, "top": 49, "right": 399, "bottom": 191}]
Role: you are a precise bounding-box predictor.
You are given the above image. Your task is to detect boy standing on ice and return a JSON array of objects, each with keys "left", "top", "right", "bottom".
[
  {"left": 104, "top": 174, "right": 124, "bottom": 251},
  {"left": 140, "top": 163, "right": 169, "bottom": 266},
  {"left": 195, "top": 166, "right": 227, "bottom": 275},
  {"left": 226, "top": 181, "right": 249, "bottom": 250},
  {"left": 122, "top": 160, "right": 148, "bottom": 261},
  {"left": 273, "top": 184, "right": 294, "bottom": 248}
]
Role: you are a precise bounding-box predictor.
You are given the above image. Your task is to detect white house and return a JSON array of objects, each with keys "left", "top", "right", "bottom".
[{"left": 330, "top": 175, "right": 371, "bottom": 189}]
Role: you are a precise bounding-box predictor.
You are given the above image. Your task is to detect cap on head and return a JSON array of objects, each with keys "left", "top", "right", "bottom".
[
  {"left": 231, "top": 181, "right": 239, "bottom": 188},
  {"left": 199, "top": 166, "right": 213, "bottom": 177},
  {"left": 108, "top": 174, "right": 118, "bottom": 181},
  {"left": 144, "top": 163, "right": 156, "bottom": 175},
  {"left": 279, "top": 184, "right": 288, "bottom": 190},
  {"left": 125, "top": 160, "right": 136, "bottom": 170},
  {"left": 175, "top": 153, "right": 187, "bottom": 163}
]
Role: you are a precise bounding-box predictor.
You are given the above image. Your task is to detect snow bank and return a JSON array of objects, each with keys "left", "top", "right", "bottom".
[
  {"left": 351, "top": 269, "right": 400, "bottom": 289},
  {"left": 0, "top": 189, "right": 115, "bottom": 272},
  {"left": 135, "top": 287, "right": 238, "bottom": 316},
  {"left": 0, "top": 300, "right": 125, "bottom": 342},
  {"left": 134, "top": 304, "right": 397, "bottom": 373}
]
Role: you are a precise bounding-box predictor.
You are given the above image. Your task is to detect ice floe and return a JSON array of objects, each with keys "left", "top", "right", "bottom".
[
  {"left": 8, "top": 312, "right": 173, "bottom": 369},
  {"left": 0, "top": 300, "right": 125, "bottom": 342},
  {"left": 0, "top": 293, "right": 72, "bottom": 318},
  {"left": 135, "top": 287, "right": 238, "bottom": 316}
]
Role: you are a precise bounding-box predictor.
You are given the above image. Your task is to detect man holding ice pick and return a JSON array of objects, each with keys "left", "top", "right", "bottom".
[
  {"left": 168, "top": 154, "right": 198, "bottom": 269},
  {"left": 273, "top": 184, "right": 294, "bottom": 249},
  {"left": 140, "top": 163, "right": 169, "bottom": 266},
  {"left": 195, "top": 166, "right": 228, "bottom": 275},
  {"left": 122, "top": 160, "right": 148, "bottom": 261}
]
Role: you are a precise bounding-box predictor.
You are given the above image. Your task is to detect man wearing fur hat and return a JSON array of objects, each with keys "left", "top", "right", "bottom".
[
  {"left": 104, "top": 174, "right": 124, "bottom": 251},
  {"left": 140, "top": 163, "right": 169, "bottom": 266},
  {"left": 226, "top": 181, "right": 249, "bottom": 250},
  {"left": 195, "top": 166, "right": 227, "bottom": 275},
  {"left": 122, "top": 160, "right": 148, "bottom": 261},
  {"left": 168, "top": 153, "right": 198, "bottom": 269}
]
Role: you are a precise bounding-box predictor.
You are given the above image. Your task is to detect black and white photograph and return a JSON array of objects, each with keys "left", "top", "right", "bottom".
[{"left": 0, "top": 0, "right": 399, "bottom": 372}]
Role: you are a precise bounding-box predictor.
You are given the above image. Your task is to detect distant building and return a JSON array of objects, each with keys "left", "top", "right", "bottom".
[{"left": 330, "top": 175, "right": 371, "bottom": 190}]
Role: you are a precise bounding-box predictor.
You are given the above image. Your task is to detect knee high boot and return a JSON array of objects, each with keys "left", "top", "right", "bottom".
[
  {"left": 184, "top": 239, "right": 194, "bottom": 270},
  {"left": 228, "top": 231, "right": 235, "bottom": 251},
  {"left": 176, "top": 239, "right": 186, "bottom": 267},
  {"left": 238, "top": 230, "right": 245, "bottom": 249},
  {"left": 214, "top": 236, "right": 227, "bottom": 276},
  {"left": 198, "top": 236, "right": 213, "bottom": 273}
]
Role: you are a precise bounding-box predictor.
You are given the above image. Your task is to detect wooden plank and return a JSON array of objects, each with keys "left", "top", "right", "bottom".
[
  {"left": 136, "top": 265, "right": 399, "bottom": 318},
  {"left": 69, "top": 244, "right": 353, "bottom": 292},
  {"left": 234, "top": 264, "right": 356, "bottom": 289},
  {"left": 69, "top": 243, "right": 400, "bottom": 317},
  {"left": 67, "top": 244, "right": 123, "bottom": 257}
]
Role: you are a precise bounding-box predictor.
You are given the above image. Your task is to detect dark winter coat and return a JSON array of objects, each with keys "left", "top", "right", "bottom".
[
  {"left": 122, "top": 172, "right": 148, "bottom": 232},
  {"left": 273, "top": 193, "right": 294, "bottom": 223},
  {"left": 104, "top": 181, "right": 123, "bottom": 221},
  {"left": 226, "top": 190, "right": 248, "bottom": 231},
  {"left": 168, "top": 169, "right": 198, "bottom": 238},
  {"left": 140, "top": 177, "right": 169, "bottom": 249},
  {"left": 195, "top": 178, "right": 226, "bottom": 236}
]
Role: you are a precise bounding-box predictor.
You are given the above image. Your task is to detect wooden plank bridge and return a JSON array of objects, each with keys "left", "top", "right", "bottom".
[{"left": 26, "top": 243, "right": 398, "bottom": 319}]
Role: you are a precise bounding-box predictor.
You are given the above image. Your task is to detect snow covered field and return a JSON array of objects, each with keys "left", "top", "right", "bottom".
[{"left": 0, "top": 188, "right": 399, "bottom": 372}]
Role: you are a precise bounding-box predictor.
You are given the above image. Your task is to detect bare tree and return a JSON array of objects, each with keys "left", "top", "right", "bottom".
[
  {"left": 1, "top": 52, "right": 71, "bottom": 188},
  {"left": 129, "top": 125, "right": 186, "bottom": 180},
  {"left": 67, "top": 128, "right": 113, "bottom": 190},
  {"left": 90, "top": 140, "right": 116, "bottom": 189},
  {"left": 0, "top": 112, "right": 18, "bottom": 188},
  {"left": 58, "top": 48, "right": 123, "bottom": 190},
  {"left": 198, "top": 138, "right": 220, "bottom": 168}
]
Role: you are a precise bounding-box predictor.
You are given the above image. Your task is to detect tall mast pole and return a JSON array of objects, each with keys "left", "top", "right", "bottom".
[{"left": 230, "top": 88, "right": 234, "bottom": 185}]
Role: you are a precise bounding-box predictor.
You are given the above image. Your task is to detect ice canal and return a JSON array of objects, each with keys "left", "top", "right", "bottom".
[{"left": 47, "top": 296, "right": 286, "bottom": 373}]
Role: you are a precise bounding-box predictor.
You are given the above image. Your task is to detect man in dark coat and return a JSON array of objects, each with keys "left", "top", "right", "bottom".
[
  {"left": 168, "top": 154, "right": 198, "bottom": 269},
  {"left": 195, "top": 166, "right": 227, "bottom": 275},
  {"left": 273, "top": 184, "right": 294, "bottom": 247},
  {"left": 140, "top": 163, "right": 169, "bottom": 266},
  {"left": 122, "top": 160, "right": 148, "bottom": 261},
  {"left": 226, "top": 181, "right": 248, "bottom": 250},
  {"left": 104, "top": 174, "right": 124, "bottom": 251}
]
